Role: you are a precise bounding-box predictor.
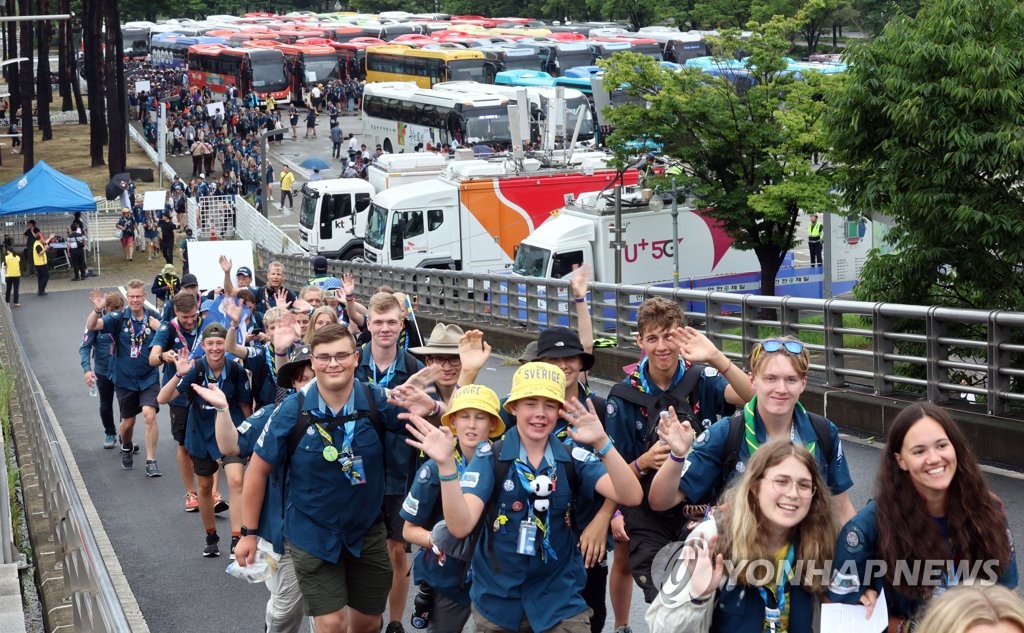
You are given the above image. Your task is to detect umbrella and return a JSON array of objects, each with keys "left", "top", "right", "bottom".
[
  {"left": 300, "top": 157, "right": 331, "bottom": 171},
  {"left": 105, "top": 172, "right": 131, "bottom": 201}
]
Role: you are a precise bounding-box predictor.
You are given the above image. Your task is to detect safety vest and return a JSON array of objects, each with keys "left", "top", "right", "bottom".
[{"left": 808, "top": 222, "right": 823, "bottom": 240}]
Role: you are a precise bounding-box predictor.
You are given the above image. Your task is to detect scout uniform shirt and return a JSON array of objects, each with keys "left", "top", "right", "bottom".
[{"left": 100, "top": 308, "right": 160, "bottom": 390}]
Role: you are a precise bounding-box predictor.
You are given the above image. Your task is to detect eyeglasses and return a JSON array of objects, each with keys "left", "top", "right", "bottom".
[
  {"left": 427, "top": 356, "right": 461, "bottom": 368},
  {"left": 313, "top": 352, "right": 356, "bottom": 364},
  {"left": 765, "top": 475, "right": 816, "bottom": 498},
  {"left": 761, "top": 339, "right": 804, "bottom": 354}
]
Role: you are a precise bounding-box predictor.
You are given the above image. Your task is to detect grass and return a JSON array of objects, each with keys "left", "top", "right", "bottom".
[
  {"left": 718, "top": 313, "right": 874, "bottom": 356},
  {"left": 0, "top": 366, "right": 19, "bottom": 549},
  {"left": 0, "top": 121, "right": 152, "bottom": 193}
]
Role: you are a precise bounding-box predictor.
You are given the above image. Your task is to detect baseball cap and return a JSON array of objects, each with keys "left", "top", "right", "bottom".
[
  {"left": 313, "top": 256, "right": 328, "bottom": 273},
  {"left": 236, "top": 266, "right": 253, "bottom": 278},
  {"left": 162, "top": 264, "right": 175, "bottom": 275},
  {"left": 504, "top": 362, "right": 566, "bottom": 412},
  {"left": 181, "top": 273, "right": 199, "bottom": 287},
  {"left": 199, "top": 173, "right": 206, "bottom": 179},
  {"left": 202, "top": 322, "right": 227, "bottom": 340},
  {"left": 441, "top": 384, "right": 504, "bottom": 439},
  {"left": 535, "top": 327, "right": 594, "bottom": 371},
  {"left": 277, "top": 344, "right": 312, "bottom": 388}
]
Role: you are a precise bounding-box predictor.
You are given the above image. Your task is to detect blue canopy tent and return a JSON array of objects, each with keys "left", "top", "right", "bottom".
[{"left": 0, "top": 161, "right": 100, "bottom": 274}]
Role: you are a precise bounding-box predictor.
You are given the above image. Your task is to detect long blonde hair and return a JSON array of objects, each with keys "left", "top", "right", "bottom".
[
  {"left": 715, "top": 441, "right": 836, "bottom": 592},
  {"left": 305, "top": 306, "right": 339, "bottom": 344},
  {"left": 916, "top": 585, "right": 1024, "bottom": 633}
]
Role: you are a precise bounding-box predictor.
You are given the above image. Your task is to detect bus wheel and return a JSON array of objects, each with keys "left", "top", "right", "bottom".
[{"left": 383, "top": 139, "right": 394, "bottom": 153}]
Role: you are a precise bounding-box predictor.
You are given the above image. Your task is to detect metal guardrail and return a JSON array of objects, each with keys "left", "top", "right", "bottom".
[
  {"left": 127, "top": 125, "right": 174, "bottom": 183},
  {"left": 0, "top": 300, "right": 132, "bottom": 632},
  {"left": 0, "top": 385, "right": 13, "bottom": 565},
  {"left": 244, "top": 243, "right": 1024, "bottom": 418}
]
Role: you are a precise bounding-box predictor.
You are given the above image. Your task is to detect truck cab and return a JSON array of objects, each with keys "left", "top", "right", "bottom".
[{"left": 298, "top": 179, "right": 375, "bottom": 261}]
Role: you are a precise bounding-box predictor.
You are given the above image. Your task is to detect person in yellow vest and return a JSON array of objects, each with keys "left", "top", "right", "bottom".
[
  {"left": 32, "top": 235, "right": 51, "bottom": 296},
  {"left": 266, "top": 94, "right": 276, "bottom": 114},
  {"left": 808, "top": 213, "right": 823, "bottom": 268},
  {"left": 280, "top": 165, "right": 295, "bottom": 211},
  {"left": 4, "top": 247, "right": 20, "bottom": 306}
]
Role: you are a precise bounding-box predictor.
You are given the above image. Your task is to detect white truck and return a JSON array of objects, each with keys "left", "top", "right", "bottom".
[
  {"left": 297, "top": 178, "right": 375, "bottom": 261},
  {"left": 512, "top": 186, "right": 760, "bottom": 285},
  {"left": 363, "top": 154, "right": 639, "bottom": 272},
  {"left": 366, "top": 152, "right": 449, "bottom": 193}
]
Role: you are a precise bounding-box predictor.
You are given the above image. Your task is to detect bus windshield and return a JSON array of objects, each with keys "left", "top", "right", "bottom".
[
  {"left": 252, "top": 60, "right": 287, "bottom": 91},
  {"left": 365, "top": 203, "right": 388, "bottom": 251},
  {"left": 504, "top": 56, "right": 538, "bottom": 71},
  {"left": 513, "top": 243, "right": 550, "bottom": 277},
  {"left": 564, "top": 96, "right": 595, "bottom": 138},
  {"left": 463, "top": 106, "right": 512, "bottom": 145},
  {"left": 557, "top": 51, "right": 593, "bottom": 73},
  {"left": 447, "top": 59, "right": 487, "bottom": 82},
  {"left": 304, "top": 55, "right": 340, "bottom": 81}
]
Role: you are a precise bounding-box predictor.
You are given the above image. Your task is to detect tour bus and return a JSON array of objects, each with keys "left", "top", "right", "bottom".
[
  {"left": 122, "top": 25, "right": 151, "bottom": 59},
  {"left": 434, "top": 80, "right": 595, "bottom": 144},
  {"left": 187, "top": 44, "right": 291, "bottom": 105},
  {"left": 515, "top": 40, "right": 593, "bottom": 77},
  {"left": 279, "top": 43, "right": 340, "bottom": 102},
  {"left": 364, "top": 45, "right": 487, "bottom": 88},
  {"left": 361, "top": 81, "right": 511, "bottom": 153},
  {"left": 334, "top": 38, "right": 386, "bottom": 81},
  {"left": 590, "top": 34, "right": 663, "bottom": 60},
  {"left": 150, "top": 33, "right": 189, "bottom": 68},
  {"left": 477, "top": 46, "right": 540, "bottom": 82}
]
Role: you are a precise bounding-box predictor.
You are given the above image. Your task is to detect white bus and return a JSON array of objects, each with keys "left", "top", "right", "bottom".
[
  {"left": 433, "top": 80, "right": 595, "bottom": 144},
  {"left": 361, "top": 81, "right": 511, "bottom": 154}
]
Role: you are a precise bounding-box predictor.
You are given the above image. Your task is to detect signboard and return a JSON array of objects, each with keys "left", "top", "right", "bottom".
[
  {"left": 135, "top": 80, "right": 151, "bottom": 93},
  {"left": 206, "top": 102, "right": 225, "bottom": 118},
  {"left": 186, "top": 240, "right": 255, "bottom": 292}
]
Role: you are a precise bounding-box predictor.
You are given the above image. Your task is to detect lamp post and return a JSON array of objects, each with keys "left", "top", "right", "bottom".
[{"left": 257, "top": 126, "right": 278, "bottom": 217}]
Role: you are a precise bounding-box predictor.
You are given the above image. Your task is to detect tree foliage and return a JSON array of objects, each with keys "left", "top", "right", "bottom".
[
  {"left": 600, "top": 12, "right": 840, "bottom": 297},
  {"left": 827, "top": 0, "right": 1024, "bottom": 310}
]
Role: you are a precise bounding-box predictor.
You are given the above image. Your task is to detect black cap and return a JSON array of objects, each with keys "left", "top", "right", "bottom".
[
  {"left": 313, "top": 256, "right": 328, "bottom": 274},
  {"left": 236, "top": 266, "right": 253, "bottom": 278},
  {"left": 202, "top": 322, "right": 228, "bottom": 340},
  {"left": 181, "top": 273, "right": 199, "bottom": 287},
  {"left": 277, "top": 345, "right": 313, "bottom": 388},
  {"left": 535, "top": 327, "right": 595, "bottom": 371}
]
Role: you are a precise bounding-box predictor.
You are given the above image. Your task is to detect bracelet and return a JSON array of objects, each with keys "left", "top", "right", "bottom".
[
  {"left": 429, "top": 401, "right": 442, "bottom": 417},
  {"left": 215, "top": 406, "right": 228, "bottom": 413},
  {"left": 613, "top": 510, "right": 622, "bottom": 519},
  {"left": 574, "top": 297, "right": 586, "bottom": 303},
  {"left": 346, "top": 295, "right": 356, "bottom": 302},
  {"left": 175, "top": 373, "right": 184, "bottom": 380},
  {"left": 717, "top": 359, "right": 732, "bottom": 373},
  {"left": 669, "top": 450, "right": 687, "bottom": 463},
  {"left": 274, "top": 350, "right": 289, "bottom": 357},
  {"left": 595, "top": 438, "right": 613, "bottom": 458},
  {"left": 94, "top": 308, "right": 103, "bottom": 316},
  {"left": 632, "top": 459, "right": 645, "bottom": 476},
  {"left": 228, "top": 322, "right": 238, "bottom": 329},
  {"left": 438, "top": 471, "right": 459, "bottom": 482}
]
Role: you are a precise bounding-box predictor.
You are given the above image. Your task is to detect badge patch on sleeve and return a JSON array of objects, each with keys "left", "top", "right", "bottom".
[
  {"left": 402, "top": 495, "right": 419, "bottom": 517},
  {"left": 460, "top": 472, "right": 480, "bottom": 489}
]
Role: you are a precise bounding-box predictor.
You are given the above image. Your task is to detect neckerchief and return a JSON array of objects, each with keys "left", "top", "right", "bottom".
[
  {"left": 628, "top": 357, "right": 699, "bottom": 418},
  {"left": 512, "top": 442, "right": 558, "bottom": 562},
  {"left": 742, "top": 397, "right": 817, "bottom": 457},
  {"left": 171, "top": 316, "right": 201, "bottom": 357},
  {"left": 758, "top": 544, "right": 796, "bottom": 633}
]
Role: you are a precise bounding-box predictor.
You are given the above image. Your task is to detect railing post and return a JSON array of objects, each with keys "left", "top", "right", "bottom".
[
  {"left": 926, "top": 306, "right": 947, "bottom": 403},
  {"left": 988, "top": 310, "right": 1010, "bottom": 415},
  {"left": 873, "top": 303, "right": 894, "bottom": 396},
  {"left": 823, "top": 299, "right": 845, "bottom": 387}
]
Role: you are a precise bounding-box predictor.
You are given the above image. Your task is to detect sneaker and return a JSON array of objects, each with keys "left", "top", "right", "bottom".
[
  {"left": 120, "top": 445, "right": 133, "bottom": 470},
  {"left": 614, "top": 627, "right": 632, "bottom": 633},
  {"left": 213, "top": 493, "right": 229, "bottom": 514},
  {"left": 229, "top": 535, "right": 240, "bottom": 560},
  {"left": 145, "top": 460, "right": 162, "bottom": 477},
  {"left": 184, "top": 492, "right": 199, "bottom": 513},
  {"left": 103, "top": 434, "right": 116, "bottom": 449},
  {"left": 117, "top": 437, "right": 141, "bottom": 454},
  {"left": 386, "top": 621, "right": 405, "bottom": 633},
  {"left": 203, "top": 532, "right": 220, "bottom": 558}
]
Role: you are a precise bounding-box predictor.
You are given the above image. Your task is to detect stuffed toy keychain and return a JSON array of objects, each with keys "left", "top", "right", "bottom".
[{"left": 531, "top": 475, "right": 554, "bottom": 511}]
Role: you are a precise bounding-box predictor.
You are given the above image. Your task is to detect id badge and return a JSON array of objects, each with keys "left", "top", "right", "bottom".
[
  {"left": 349, "top": 455, "right": 366, "bottom": 485},
  {"left": 765, "top": 607, "right": 781, "bottom": 631},
  {"left": 130, "top": 347, "right": 140, "bottom": 358},
  {"left": 517, "top": 520, "right": 537, "bottom": 556}
]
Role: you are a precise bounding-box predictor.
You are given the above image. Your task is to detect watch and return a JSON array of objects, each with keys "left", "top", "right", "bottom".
[{"left": 240, "top": 526, "right": 253, "bottom": 537}]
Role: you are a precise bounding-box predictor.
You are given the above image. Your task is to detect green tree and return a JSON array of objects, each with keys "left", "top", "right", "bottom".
[
  {"left": 600, "top": 15, "right": 840, "bottom": 298},
  {"left": 850, "top": 0, "right": 919, "bottom": 36},
  {"left": 751, "top": 0, "right": 856, "bottom": 55},
  {"left": 827, "top": 0, "right": 1024, "bottom": 311}
]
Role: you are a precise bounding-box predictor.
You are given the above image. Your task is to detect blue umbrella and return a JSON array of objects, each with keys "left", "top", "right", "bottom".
[{"left": 300, "top": 157, "right": 331, "bottom": 171}]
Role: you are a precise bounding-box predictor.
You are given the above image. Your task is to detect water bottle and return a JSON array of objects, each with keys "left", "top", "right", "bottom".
[
  {"left": 89, "top": 381, "right": 98, "bottom": 397},
  {"left": 410, "top": 582, "right": 433, "bottom": 629}
]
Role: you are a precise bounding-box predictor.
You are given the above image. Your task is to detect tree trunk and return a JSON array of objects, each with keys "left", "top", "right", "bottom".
[
  {"left": 82, "top": 0, "right": 105, "bottom": 166},
  {"left": 35, "top": 0, "right": 51, "bottom": 141},
  {"left": 18, "top": 0, "right": 34, "bottom": 171},
  {"left": 56, "top": 0, "right": 70, "bottom": 110},
  {"left": 103, "top": 0, "right": 126, "bottom": 176}
]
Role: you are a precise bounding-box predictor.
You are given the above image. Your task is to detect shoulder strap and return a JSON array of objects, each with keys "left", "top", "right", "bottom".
[
  {"left": 357, "top": 381, "right": 384, "bottom": 441},
  {"left": 714, "top": 413, "right": 746, "bottom": 504},
  {"left": 287, "top": 391, "right": 310, "bottom": 456},
  {"left": 807, "top": 412, "right": 834, "bottom": 464}
]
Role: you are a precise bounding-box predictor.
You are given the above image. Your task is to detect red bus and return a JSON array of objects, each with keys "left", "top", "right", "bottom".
[
  {"left": 278, "top": 43, "right": 340, "bottom": 103},
  {"left": 187, "top": 44, "right": 291, "bottom": 105},
  {"left": 333, "top": 38, "right": 385, "bottom": 81},
  {"left": 276, "top": 29, "right": 330, "bottom": 44}
]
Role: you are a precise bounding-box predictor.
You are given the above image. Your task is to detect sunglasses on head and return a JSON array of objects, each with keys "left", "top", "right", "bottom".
[{"left": 761, "top": 339, "right": 804, "bottom": 354}]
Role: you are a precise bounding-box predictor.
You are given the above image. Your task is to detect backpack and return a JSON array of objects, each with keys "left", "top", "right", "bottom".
[
  {"left": 185, "top": 356, "right": 245, "bottom": 412},
  {"left": 712, "top": 410, "right": 834, "bottom": 504},
  {"left": 608, "top": 363, "right": 713, "bottom": 448}
]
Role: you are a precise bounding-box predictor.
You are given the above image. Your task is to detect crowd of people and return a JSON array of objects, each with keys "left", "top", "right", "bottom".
[{"left": 74, "top": 251, "right": 1020, "bottom": 633}]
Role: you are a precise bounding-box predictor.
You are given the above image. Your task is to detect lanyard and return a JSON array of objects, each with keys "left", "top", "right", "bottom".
[
  {"left": 743, "top": 398, "right": 817, "bottom": 457},
  {"left": 264, "top": 344, "right": 280, "bottom": 384},
  {"left": 313, "top": 401, "right": 360, "bottom": 482},
  {"left": 758, "top": 544, "right": 796, "bottom": 633},
  {"left": 171, "top": 317, "right": 200, "bottom": 357},
  {"left": 128, "top": 312, "right": 149, "bottom": 354},
  {"left": 512, "top": 442, "right": 559, "bottom": 561},
  {"left": 453, "top": 442, "right": 467, "bottom": 477},
  {"left": 369, "top": 354, "right": 398, "bottom": 388}
]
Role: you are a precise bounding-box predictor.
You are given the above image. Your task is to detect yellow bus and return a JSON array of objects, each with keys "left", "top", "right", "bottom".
[{"left": 365, "top": 45, "right": 487, "bottom": 88}]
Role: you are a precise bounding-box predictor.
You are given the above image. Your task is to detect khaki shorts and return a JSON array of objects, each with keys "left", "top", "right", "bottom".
[{"left": 290, "top": 522, "right": 392, "bottom": 617}]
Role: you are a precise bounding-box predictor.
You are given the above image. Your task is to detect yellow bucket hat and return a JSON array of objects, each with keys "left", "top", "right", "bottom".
[
  {"left": 441, "top": 384, "right": 505, "bottom": 439},
  {"left": 503, "top": 362, "right": 566, "bottom": 413}
]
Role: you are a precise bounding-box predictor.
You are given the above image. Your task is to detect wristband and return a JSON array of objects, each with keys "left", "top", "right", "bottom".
[
  {"left": 346, "top": 295, "right": 356, "bottom": 302},
  {"left": 689, "top": 589, "right": 711, "bottom": 605},
  {"left": 438, "top": 471, "right": 459, "bottom": 482},
  {"left": 274, "top": 349, "right": 290, "bottom": 357},
  {"left": 430, "top": 401, "right": 442, "bottom": 417},
  {"left": 669, "top": 450, "right": 687, "bottom": 463},
  {"left": 633, "top": 459, "right": 646, "bottom": 476},
  {"left": 94, "top": 308, "right": 103, "bottom": 316},
  {"left": 717, "top": 359, "right": 732, "bottom": 373},
  {"left": 595, "top": 438, "right": 613, "bottom": 458},
  {"left": 228, "top": 321, "right": 238, "bottom": 329},
  {"left": 574, "top": 297, "right": 586, "bottom": 303},
  {"left": 215, "top": 406, "right": 228, "bottom": 413},
  {"left": 175, "top": 373, "right": 184, "bottom": 380},
  {"left": 613, "top": 510, "right": 623, "bottom": 519}
]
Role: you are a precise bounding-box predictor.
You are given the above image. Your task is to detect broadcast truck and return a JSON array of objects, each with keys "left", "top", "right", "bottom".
[{"left": 362, "top": 155, "right": 639, "bottom": 272}]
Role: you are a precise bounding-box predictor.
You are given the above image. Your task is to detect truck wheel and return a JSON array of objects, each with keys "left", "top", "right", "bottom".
[{"left": 340, "top": 247, "right": 366, "bottom": 263}]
